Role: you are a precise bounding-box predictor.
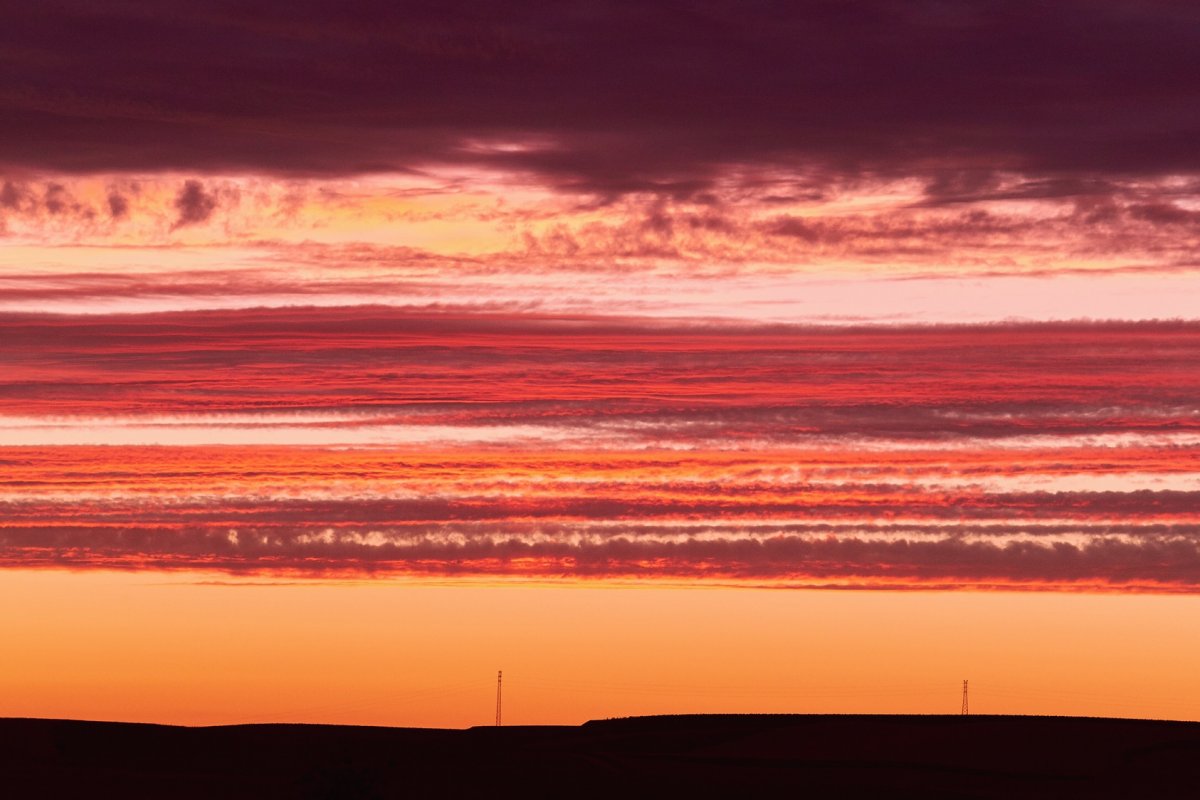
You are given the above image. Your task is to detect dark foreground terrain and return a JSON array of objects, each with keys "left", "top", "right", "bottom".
[{"left": 3, "top": 714, "right": 1199, "bottom": 798}]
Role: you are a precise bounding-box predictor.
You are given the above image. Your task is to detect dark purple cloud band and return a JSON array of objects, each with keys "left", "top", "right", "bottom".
[{"left": 2, "top": 2, "right": 1199, "bottom": 197}]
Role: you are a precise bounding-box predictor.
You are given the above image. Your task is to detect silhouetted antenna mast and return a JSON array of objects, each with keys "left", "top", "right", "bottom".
[
  {"left": 961, "top": 680, "right": 969, "bottom": 716},
  {"left": 495, "top": 670, "right": 503, "bottom": 726}
]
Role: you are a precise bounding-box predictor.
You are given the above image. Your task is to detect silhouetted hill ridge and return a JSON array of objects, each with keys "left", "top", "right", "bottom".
[{"left": 3, "top": 714, "right": 1198, "bottom": 798}]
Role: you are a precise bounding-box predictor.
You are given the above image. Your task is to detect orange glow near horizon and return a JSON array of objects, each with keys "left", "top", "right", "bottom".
[{"left": 2, "top": 569, "right": 1198, "bottom": 727}]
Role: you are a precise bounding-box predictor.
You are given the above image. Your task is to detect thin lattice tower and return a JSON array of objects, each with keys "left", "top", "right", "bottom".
[{"left": 495, "top": 670, "right": 503, "bottom": 726}]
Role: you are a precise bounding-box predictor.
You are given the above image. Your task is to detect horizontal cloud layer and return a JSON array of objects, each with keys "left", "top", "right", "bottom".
[
  {"left": 2, "top": 310, "right": 1196, "bottom": 442},
  {"left": 2, "top": 310, "right": 1197, "bottom": 588},
  {"left": 2, "top": 2, "right": 1200, "bottom": 198},
  {"left": 5, "top": 520, "right": 1200, "bottom": 592}
]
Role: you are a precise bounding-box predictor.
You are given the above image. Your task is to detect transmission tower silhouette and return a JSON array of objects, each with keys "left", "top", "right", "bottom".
[
  {"left": 961, "top": 679, "right": 969, "bottom": 715},
  {"left": 495, "top": 670, "right": 503, "bottom": 727}
]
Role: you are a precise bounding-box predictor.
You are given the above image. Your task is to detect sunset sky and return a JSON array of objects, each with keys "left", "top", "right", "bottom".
[{"left": 3, "top": 1, "right": 1200, "bottom": 726}]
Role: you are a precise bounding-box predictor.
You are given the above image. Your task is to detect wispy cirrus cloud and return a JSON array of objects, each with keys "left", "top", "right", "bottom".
[
  {"left": 2, "top": 311, "right": 1197, "bottom": 588},
  {"left": 4, "top": 173, "right": 1199, "bottom": 271},
  {"left": 2, "top": 310, "right": 1196, "bottom": 437},
  {"left": 6, "top": 518, "right": 1200, "bottom": 592}
]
